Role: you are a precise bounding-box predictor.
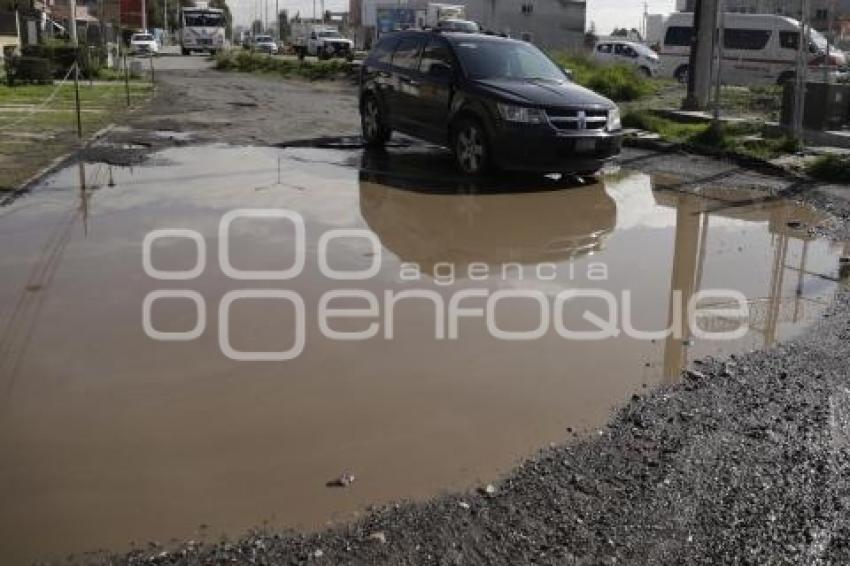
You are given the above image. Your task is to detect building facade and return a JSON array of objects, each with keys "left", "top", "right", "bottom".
[{"left": 350, "top": 0, "right": 586, "bottom": 51}]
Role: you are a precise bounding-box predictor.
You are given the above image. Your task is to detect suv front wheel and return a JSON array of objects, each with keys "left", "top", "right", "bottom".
[
  {"left": 453, "top": 118, "right": 491, "bottom": 176},
  {"left": 361, "top": 95, "right": 391, "bottom": 147}
]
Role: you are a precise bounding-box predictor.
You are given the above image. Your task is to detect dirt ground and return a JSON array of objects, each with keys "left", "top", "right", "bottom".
[
  {"left": 23, "top": 64, "right": 850, "bottom": 564},
  {"left": 125, "top": 65, "right": 361, "bottom": 146}
]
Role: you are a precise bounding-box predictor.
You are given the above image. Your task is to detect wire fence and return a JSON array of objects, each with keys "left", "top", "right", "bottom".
[{"left": 0, "top": 55, "right": 155, "bottom": 190}]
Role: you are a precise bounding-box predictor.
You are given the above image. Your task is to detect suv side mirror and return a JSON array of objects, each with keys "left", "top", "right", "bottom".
[
  {"left": 561, "top": 67, "right": 574, "bottom": 80},
  {"left": 429, "top": 62, "right": 453, "bottom": 79}
]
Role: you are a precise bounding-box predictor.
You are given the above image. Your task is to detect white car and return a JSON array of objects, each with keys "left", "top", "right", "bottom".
[
  {"left": 252, "top": 35, "right": 279, "bottom": 55},
  {"left": 593, "top": 40, "right": 659, "bottom": 77},
  {"left": 130, "top": 33, "right": 159, "bottom": 56}
]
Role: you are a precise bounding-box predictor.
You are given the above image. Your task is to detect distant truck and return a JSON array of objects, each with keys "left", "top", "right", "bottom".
[
  {"left": 425, "top": 3, "right": 466, "bottom": 28},
  {"left": 180, "top": 5, "right": 226, "bottom": 55},
  {"left": 291, "top": 23, "right": 354, "bottom": 60}
]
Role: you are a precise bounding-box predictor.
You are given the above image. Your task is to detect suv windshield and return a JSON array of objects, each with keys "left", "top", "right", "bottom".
[
  {"left": 319, "top": 31, "right": 341, "bottom": 38},
  {"left": 453, "top": 39, "right": 565, "bottom": 81},
  {"left": 255, "top": 36, "right": 272, "bottom": 42},
  {"left": 132, "top": 35, "right": 153, "bottom": 42}
]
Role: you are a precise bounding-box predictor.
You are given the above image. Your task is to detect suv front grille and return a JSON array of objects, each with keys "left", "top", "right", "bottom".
[{"left": 547, "top": 109, "right": 608, "bottom": 131}]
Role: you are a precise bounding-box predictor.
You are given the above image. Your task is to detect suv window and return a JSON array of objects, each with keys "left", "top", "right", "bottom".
[
  {"left": 392, "top": 37, "right": 424, "bottom": 70},
  {"left": 369, "top": 35, "right": 398, "bottom": 64},
  {"left": 596, "top": 43, "right": 611, "bottom": 53},
  {"left": 420, "top": 38, "right": 453, "bottom": 75},
  {"left": 724, "top": 28, "right": 772, "bottom": 50},
  {"left": 664, "top": 26, "right": 692, "bottom": 47}
]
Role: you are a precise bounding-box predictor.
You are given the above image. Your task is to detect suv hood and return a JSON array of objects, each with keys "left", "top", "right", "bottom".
[{"left": 474, "top": 78, "right": 615, "bottom": 109}]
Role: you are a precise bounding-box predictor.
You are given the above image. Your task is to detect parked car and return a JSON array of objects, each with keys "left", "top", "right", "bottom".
[
  {"left": 359, "top": 30, "right": 623, "bottom": 176},
  {"left": 593, "top": 40, "right": 659, "bottom": 76},
  {"left": 659, "top": 12, "right": 846, "bottom": 85},
  {"left": 251, "top": 35, "right": 279, "bottom": 54},
  {"left": 130, "top": 33, "right": 159, "bottom": 56}
]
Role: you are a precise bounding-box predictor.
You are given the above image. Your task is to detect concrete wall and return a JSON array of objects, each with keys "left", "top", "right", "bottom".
[
  {"left": 464, "top": 0, "right": 586, "bottom": 51},
  {"left": 357, "top": 0, "right": 585, "bottom": 51}
]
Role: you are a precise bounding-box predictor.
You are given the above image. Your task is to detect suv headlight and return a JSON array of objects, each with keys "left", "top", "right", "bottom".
[
  {"left": 607, "top": 107, "right": 622, "bottom": 132},
  {"left": 497, "top": 103, "right": 546, "bottom": 124}
]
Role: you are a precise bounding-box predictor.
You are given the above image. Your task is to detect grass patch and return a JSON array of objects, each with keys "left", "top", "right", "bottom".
[
  {"left": 806, "top": 154, "right": 850, "bottom": 184},
  {"left": 720, "top": 85, "right": 783, "bottom": 121},
  {"left": 0, "top": 81, "right": 153, "bottom": 190},
  {"left": 215, "top": 50, "right": 351, "bottom": 80},
  {"left": 623, "top": 109, "right": 799, "bottom": 160},
  {"left": 550, "top": 52, "right": 658, "bottom": 102},
  {"left": 622, "top": 110, "right": 706, "bottom": 142},
  {"left": 0, "top": 81, "right": 150, "bottom": 107}
]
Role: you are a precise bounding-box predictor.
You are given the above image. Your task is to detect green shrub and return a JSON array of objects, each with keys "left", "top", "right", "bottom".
[
  {"left": 20, "top": 43, "right": 104, "bottom": 79},
  {"left": 806, "top": 154, "right": 850, "bottom": 184},
  {"left": 215, "top": 50, "right": 351, "bottom": 80},
  {"left": 6, "top": 57, "right": 54, "bottom": 85},
  {"left": 550, "top": 52, "right": 657, "bottom": 102}
]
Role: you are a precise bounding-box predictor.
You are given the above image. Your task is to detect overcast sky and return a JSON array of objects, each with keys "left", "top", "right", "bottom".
[{"left": 231, "top": 0, "right": 678, "bottom": 35}]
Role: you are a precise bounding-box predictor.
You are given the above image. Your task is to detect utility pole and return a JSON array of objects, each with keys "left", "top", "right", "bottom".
[
  {"left": 793, "top": 0, "right": 811, "bottom": 140},
  {"left": 69, "top": 0, "right": 78, "bottom": 44},
  {"left": 683, "top": 0, "right": 719, "bottom": 110},
  {"left": 276, "top": 0, "right": 279, "bottom": 39},
  {"left": 164, "top": 0, "right": 168, "bottom": 44},
  {"left": 712, "top": 0, "right": 726, "bottom": 123},
  {"left": 824, "top": 0, "right": 835, "bottom": 83},
  {"left": 141, "top": 0, "right": 147, "bottom": 31}
]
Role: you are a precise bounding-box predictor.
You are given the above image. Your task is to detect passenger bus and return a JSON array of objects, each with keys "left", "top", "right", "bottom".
[
  {"left": 180, "top": 6, "right": 226, "bottom": 55},
  {"left": 659, "top": 13, "right": 845, "bottom": 86}
]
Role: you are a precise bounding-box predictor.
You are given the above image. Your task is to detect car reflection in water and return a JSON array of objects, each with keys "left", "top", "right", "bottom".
[{"left": 357, "top": 149, "right": 618, "bottom": 273}]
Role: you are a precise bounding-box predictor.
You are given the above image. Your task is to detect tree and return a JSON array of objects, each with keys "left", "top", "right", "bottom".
[
  {"left": 279, "top": 9, "right": 291, "bottom": 41},
  {"left": 585, "top": 20, "right": 598, "bottom": 49},
  {"left": 208, "top": 0, "right": 233, "bottom": 38}
]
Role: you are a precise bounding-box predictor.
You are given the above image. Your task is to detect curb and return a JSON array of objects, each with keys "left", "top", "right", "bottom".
[{"left": 622, "top": 134, "right": 803, "bottom": 179}]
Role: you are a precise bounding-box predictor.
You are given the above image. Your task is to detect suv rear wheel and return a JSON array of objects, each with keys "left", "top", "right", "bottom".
[
  {"left": 362, "top": 95, "right": 391, "bottom": 147},
  {"left": 453, "top": 118, "right": 490, "bottom": 176}
]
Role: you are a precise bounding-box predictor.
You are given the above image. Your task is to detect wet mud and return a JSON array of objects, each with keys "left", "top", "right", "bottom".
[{"left": 0, "top": 139, "right": 846, "bottom": 563}]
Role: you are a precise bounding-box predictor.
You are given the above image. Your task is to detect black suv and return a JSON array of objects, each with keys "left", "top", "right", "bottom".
[{"left": 359, "top": 31, "right": 623, "bottom": 176}]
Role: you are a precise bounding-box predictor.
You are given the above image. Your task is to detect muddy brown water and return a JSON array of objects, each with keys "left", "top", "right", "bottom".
[{"left": 0, "top": 143, "right": 843, "bottom": 563}]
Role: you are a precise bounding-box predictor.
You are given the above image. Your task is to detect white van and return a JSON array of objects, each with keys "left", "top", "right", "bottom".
[{"left": 659, "top": 12, "right": 845, "bottom": 86}]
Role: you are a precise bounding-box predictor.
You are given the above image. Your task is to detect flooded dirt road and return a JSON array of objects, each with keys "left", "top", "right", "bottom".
[{"left": 0, "top": 142, "right": 844, "bottom": 563}]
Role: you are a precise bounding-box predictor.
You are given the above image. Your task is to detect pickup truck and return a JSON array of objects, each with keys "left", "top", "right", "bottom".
[{"left": 291, "top": 23, "right": 354, "bottom": 60}]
